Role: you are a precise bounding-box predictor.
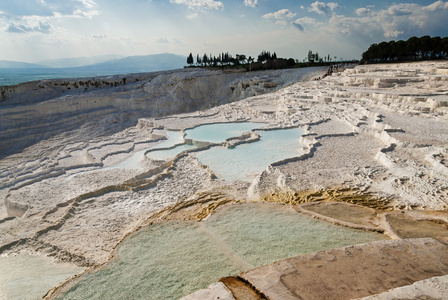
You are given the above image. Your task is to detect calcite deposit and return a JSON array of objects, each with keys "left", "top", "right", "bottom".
[
  {"left": 1, "top": 61, "right": 448, "bottom": 299},
  {"left": 239, "top": 238, "right": 448, "bottom": 300}
]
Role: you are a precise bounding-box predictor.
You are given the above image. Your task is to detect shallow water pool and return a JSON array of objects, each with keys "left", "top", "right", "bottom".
[
  {"left": 146, "top": 123, "right": 266, "bottom": 161},
  {"left": 60, "top": 203, "right": 384, "bottom": 300},
  {"left": 115, "top": 131, "right": 185, "bottom": 169},
  {"left": 0, "top": 253, "right": 84, "bottom": 300},
  {"left": 197, "top": 128, "right": 304, "bottom": 181},
  {"left": 69, "top": 123, "right": 303, "bottom": 182},
  {"left": 146, "top": 144, "right": 197, "bottom": 161},
  {"left": 184, "top": 122, "right": 265, "bottom": 143}
]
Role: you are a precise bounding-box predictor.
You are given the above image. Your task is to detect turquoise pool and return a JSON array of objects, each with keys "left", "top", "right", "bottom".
[{"left": 60, "top": 203, "right": 384, "bottom": 300}]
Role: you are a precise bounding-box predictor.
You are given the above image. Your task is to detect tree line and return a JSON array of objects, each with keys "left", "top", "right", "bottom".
[
  {"left": 307, "top": 50, "right": 338, "bottom": 63},
  {"left": 361, "top": 35, "right": 448, "bottom": 63},
  {"left": 186, "top": 51, "right": 282, "bottom": 67},
  {"left": 186, "top": 50, "right": 343, "bottom": 71}
]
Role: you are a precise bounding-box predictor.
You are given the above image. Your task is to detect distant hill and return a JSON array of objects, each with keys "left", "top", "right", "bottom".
[
  {"left": 37, "top": 54, "right": 124, "bottom": 68},
  {"left": 73, "top": 53, "right": 186, "bottom": 73},
  {"left": 0, "top": 53, "right": 187, "bottom": 86},
  {"left": 0, "top": 60, "right": 45, "bottom": 69}
]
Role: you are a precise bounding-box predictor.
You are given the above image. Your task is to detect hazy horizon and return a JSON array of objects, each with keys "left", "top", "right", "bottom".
[
  {"left": 0, "top": 53, "right": 185, "bottom": 67},
  {"left": 0, "top": 1, "right": 447, "bottom": 64},
  {"left": 0, "top": 53, "right": 187, "bottom": 86}
]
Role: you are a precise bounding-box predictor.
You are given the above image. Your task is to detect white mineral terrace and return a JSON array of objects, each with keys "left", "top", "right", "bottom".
[{"left": 0, "top": 61, "right": 448, "bottom": 299}]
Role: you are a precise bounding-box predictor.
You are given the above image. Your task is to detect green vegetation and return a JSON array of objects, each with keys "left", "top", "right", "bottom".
[
  {"left": 186, "top": 50, "right": 348, "bottom": 71},
  {"left": 361, "top": 35, "right": 448, "bottom": 64}
]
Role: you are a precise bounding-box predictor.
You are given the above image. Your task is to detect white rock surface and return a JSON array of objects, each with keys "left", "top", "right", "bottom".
[
  {"left": 0, "top": 62, "right": 447, "bottom": 298},
  {"left": 179, "top": 282, "right": 235, "bottom": 300},
  {"left": 357, "top": 275, "right": 448, "bottom": 300}
]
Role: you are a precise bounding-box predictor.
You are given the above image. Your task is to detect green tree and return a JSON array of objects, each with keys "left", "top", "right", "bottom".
[
  {"left": 420, "top": 35, "right": 432, "bottom": 58},
  {"left": 361, "top": 35, "right": 448, "bottom": 63},
  {"left": 406, "top": 36, "right": 420, "bottom": 59},
  {"left": 287, "top": 58, "right": 295, "bottom": 67},
  {"left": 307, "top": 50, "right": 314, "bottom": 62},
  {"left": 258, "top": 50, "right": 272, "bottom": 62},
  {"left": 187, "top": 53, "right": 194, "bottom": 66},
  {"left": 235, "top": 54, "right": 241, "bottom": 65},
  {"left": 431, "top": 36, "right": 441, "bottom": 59},
  {"left": 441, "top": 37, "right": 448, "bottom": 57},
  {"left": 395, "top": 40, "right": 406, "bottom": 60}
]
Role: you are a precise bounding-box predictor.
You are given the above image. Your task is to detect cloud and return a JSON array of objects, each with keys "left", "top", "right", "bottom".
[
  {"left": 80, "top": 0, "right": 97, "bottom": 9},
  {"left": 264, "top": 9, "right": 321, "bottom": 31},
  {"left": 1, "top": 0, "right": 98, "bottom": 34},
  {"left": 148, "top": 36, "right": 181, "bottom": 44},
  {"left": 72, "top": 9, "right": 99, "bottom": 19},
  {"left": 355, "top": 8, "right": 370, "bottom": 16},
  {"left": 263, "top": 9, "right": 296, "bottom": 20},
  {"left": 293, "top": 17, "right": 315, "bottom": 31},
  {"left": 384, "top": 30, "right": 404, "bottom": 38},
  {"left": 325, "top": 1, "right": 448, "bottom": 42},
  {"left": 92, "top": 33, "right": 108, "bottom": 39},
  {"left": 426, "top": 0, "right": 448, "bottom": 10},
  {"left": 293, "top": 23, "right": 304, "bottom": 31},
  {"left": 263, "top": 9, "right": 318, "bottom": 32},
  {"left": 187, "top": 12, "right": 199, "bottom": 19},
  {"left": 169, "top": 0, "right": 224, "bottom": 10},
  {"left": 0, "top": 0, "right": 98, "bottom": 18},
  {"left": 244, "top": 0, "right": 258, "bottom": 8},
  {"left": 308, "top": 1, "right": 339, "bottom": 15},
  {"left": 154, "top": 37, "right": 170, "bottom": 43},
  {"left": 6, "top": 20, "right": 52, "bottom": 34},
  {"left": 386, "top": 4, "right": 414, "bottom": 16}
]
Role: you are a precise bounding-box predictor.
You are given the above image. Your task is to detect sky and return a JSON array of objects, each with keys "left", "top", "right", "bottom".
[{"left": 0, "top": 0, "right": 447, "bottom": 63}]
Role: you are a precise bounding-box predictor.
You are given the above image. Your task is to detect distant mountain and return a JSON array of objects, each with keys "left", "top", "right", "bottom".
[
  {"left": 0, "top": 53, "right": 187, "bottom": 86},
  {"left": 0, "top": 60, "right": 45, "bottom": 69},
  {"left": 74, "top": 53, "right": 186, "bottom": 74},
  {"left": 37, "top": 54, "right": 124, "bottom": 68}
]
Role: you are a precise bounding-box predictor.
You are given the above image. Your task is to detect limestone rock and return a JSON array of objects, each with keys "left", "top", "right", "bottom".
[
  {"left": 240, "top": 238, "right": 448, "bottom": 300},
  {"left": 179, "top": 282, "right": 235, "bottom": 300}
]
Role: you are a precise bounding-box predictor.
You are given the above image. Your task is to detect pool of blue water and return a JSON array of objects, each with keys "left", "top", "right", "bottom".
[
  {"left": 116, "top": 131, "right": 185, "bottom": 169},
  {"left": 142, "top": 123, "right": 304, "bottom": 182},
  {"left": 70, "top": 122, "right": 304, "bottom": 182},
  {"left": 196, "top": 128, "right": 304, "bottom": 181},
  {"left": 184, "top": 122, "right": 265, "bottom": 143},
  {"left": 147, "top": 144, "right": 197, "bottom": 160}
]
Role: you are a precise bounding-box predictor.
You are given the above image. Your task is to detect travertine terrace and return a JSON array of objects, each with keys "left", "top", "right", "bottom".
[{"left": 1, "top": 61, "right": 448, "bottom": 299}]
